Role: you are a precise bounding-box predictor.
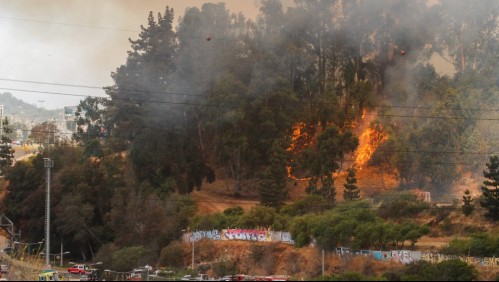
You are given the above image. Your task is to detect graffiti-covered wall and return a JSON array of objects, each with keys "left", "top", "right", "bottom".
[
  {"left": 182, "top": 231, "right": 499, "bottom": 268},
  {"left": 184, "top": 229, "right": 294, "bottom": 244}
]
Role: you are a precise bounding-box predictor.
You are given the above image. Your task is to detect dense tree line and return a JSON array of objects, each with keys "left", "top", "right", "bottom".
[
  {"left": 74, "top": 0, "right": 498, "bottom": 198},
  {"left": 1, "top": 0, "right": 498, "bottom": 266}
]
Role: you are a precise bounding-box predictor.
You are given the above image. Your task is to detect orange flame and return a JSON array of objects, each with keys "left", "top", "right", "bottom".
[
  {"left": 287, "top": 122, "right": 312, "bottom": 180},
  {"left": 354, "top": 124, "right": 388, "bottom": 169}
]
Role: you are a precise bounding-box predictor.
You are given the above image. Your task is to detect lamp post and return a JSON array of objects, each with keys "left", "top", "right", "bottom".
[{"left": 44, "top": 158, "right": 54, "bottom": 267}]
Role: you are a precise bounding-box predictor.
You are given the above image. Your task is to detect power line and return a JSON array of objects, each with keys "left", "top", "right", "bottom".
[
  {"left": 1, "top": 86, "right": 499, "bottom": 121},
  {"left": 18, "top": 126, "right": 499, "bottom": 157},
  {"left": 0, "top": 78, "right": 209, "bottom": 98},
  {"left": 1, "top": 78, "right": 499, "bottom": 113}
]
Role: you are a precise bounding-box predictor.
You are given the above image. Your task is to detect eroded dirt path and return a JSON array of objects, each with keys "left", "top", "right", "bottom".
[{"left": 190, "top": 189, "right": 258, "bottom": 214}]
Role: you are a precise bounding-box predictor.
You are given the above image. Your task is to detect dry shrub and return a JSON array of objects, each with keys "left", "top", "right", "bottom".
[
  {"left": 260, "top": 243, "right": 280, "bottom": 275},
  {"left": 283, "top": 251, "right": 301, "bottom": 275},
  {"left": 361, "top": 256, "right": 375, "bottom": 276},
  {"left": 196, "top": 239, "right": 216, "bottom": 261},
  {"left": 250, "top": 244, "right": 265, "bottom": 262}
]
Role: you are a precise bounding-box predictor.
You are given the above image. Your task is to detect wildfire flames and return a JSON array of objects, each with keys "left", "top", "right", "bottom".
[
  {"left": 354, "top": 125, "right": 388, "bottom": 169},
  {"left": 286, "top": 117, "right": 388, "bottom": 179},
  {"left": 287, "top": 122, "right": 312, "bottom": 181}
]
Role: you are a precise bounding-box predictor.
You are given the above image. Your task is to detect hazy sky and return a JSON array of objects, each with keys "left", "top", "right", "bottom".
[{"left": 0, "top": 0, "right": 261, "bottom": 109}]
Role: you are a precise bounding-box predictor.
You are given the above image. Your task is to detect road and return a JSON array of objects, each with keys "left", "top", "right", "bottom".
[{"left": 12, "top": 144, "right": 40, "bottom": 162}]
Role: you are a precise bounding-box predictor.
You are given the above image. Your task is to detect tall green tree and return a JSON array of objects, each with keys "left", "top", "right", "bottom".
[
  {"left": 259, "top": 139, "right": 289, "bottom": 208},
  {"left": 480, "top": 155, "right": 499, "bottom": 221},
  {"left": 436, "top": 0, "right": 499, "bottom": 74},
  {"left": 462, "top": 189, "right": 474, "bottom": 216},
  {"left": 74, "top": 97, "right": 109, "bottom": 157},
  {"left": 343, "top": 168, "right": 360, "bottom": 201},
  {"left": 0, "top": 117, "right": 14, "bottom": 174},
  {"left": 302, "top": 125, "right": 358, "bottom": 201}
]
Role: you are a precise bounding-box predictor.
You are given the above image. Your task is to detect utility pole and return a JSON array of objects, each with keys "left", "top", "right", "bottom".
[
  {"left": 60, "top": 241, "right": 63, "bottom": 267},
  {"left": 322, "top": 249, "right": 325, "bottom": 277},
  {"left": 0, "top": 105, "right": 3, "bottom": 138},
  {"left": 44, "top": 158, "right": 54, "bottom": 267},
  {"left": 192, "top": 239, "right": 195, "bottom": 269}
]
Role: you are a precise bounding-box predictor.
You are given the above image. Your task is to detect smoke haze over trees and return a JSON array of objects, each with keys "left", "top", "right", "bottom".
[{"left": 1, "top": 0, "right": 498, "bottom": 262}]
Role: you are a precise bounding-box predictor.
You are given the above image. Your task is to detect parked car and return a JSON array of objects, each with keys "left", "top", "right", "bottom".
[{"left": 68, "top": 264, "right": 91, "bottom": 274}]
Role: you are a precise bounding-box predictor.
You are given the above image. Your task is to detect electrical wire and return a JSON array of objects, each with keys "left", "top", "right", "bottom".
[
  {"left": 1, "top": 86, "right": 499, "bottom": 121},
  {"left": 1, "top": 77, "right": 499, "bottom": 113}
]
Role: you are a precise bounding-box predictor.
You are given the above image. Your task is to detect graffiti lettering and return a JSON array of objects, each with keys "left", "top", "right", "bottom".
[
  {"left": 281, "top": 232, "right": 295, "bottom": 244},
  {"left": 189, "top": 230, "right": 221, "bottom": 242},
  {"left": 222, "top": 229, "right": 271, "bottom": 242}
]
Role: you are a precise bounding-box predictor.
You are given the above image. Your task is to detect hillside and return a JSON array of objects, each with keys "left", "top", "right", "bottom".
[
  {"left": 179, "top": 239, "right": 497, "bottom": 280},
  {"left": 181, "top": 240, "right": 404, "bottom": 279},
  {"left": 193, "top": 164, "right": 479, "bottom": 215},
  {"left": 0, "top": 92, "right": 62, "bottom": 124},
  {"left": 187, "top": 164, "right": 499, "bottom": 280}
]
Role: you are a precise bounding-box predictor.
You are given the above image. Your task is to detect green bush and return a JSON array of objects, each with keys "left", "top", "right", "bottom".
[
  {"left": 281, "top": 195, "right": 335, "bottom": 216},
  {"left": 237, "top": 205, "right": 288, "bottom": 229},
  {"left": 461, "top": 225, "right": 487, "bottom": 235},
  {"left": 290, "top": 201, "right": 429, "bottom": 250},
  {"left": 159, "top": 241, "right": 185, "bottom": 268},
  {"left": 384, "top": 260, "right": 478, "bottom": 281},
  {"left": 189, "top": 210, "right": 242, "bottom": 230},
  {"left": 377, "top": 192, "right": 430, "bottom": 219},
  {"left": 440, "top": 218, "right": 455, "bottom": 236},
  {"left": 111, "top": 246, "right": 148, "bottom": 272},
  {"left": 212, "top": 260, "right": 237, "bottom": 277},
  {"left": 223, "top": 206, "right": 244, "bottom": 216},
  {"left": 441, "top": 233, "right": 499, "bottom": 257}
]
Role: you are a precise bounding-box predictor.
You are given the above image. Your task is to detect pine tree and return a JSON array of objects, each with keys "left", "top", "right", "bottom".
[
  {"left": 0, "top": 117, "right": 14, "bottom": 175},
  {"left": 462, "top": 189, "right": 474, "bottom": 216},
  {"left": 480, "top": 155, "right": 499, "bottom": 221},
  {"left": 259, "top": 140, "right": 289, "bottom": 208},
  {"left": 343, "top": 168, "right": 360, "bottom": 201},
  {"left": 319, "top": 175, "right": 336, "bottom": 201}
]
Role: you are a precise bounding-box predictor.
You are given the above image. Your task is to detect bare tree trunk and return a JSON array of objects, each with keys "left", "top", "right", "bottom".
[
  {"left": 459, "top": 22, "right": 467, "bottom": 72},
  {"left": 197, "top": 121, "right": 205, "bottom": 159},
  {"left": 88, "top": 241, "right": 95, "bottom": 261}
]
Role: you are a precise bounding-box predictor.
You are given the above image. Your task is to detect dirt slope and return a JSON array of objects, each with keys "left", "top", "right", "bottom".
[
  {"left": 185, "top": 240, "right": 403, "bottom": 279},
  {"left": 193, "top": 165, "right": 399, "bottom": 214}
]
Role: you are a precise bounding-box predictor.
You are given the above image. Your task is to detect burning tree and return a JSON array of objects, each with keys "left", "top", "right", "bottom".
[
  {"left": 301, "top": 125, "right": 359, "bottom": 201},
  {"left": 354, "top": 120, "right": 388, "bottom": 169}
]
